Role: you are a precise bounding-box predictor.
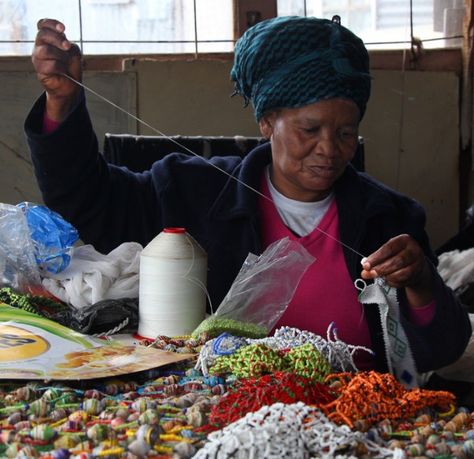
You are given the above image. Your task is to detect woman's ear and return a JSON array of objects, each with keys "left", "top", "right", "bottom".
[{"left": 258, "top": 113, "right": 274, "bottom": 140}]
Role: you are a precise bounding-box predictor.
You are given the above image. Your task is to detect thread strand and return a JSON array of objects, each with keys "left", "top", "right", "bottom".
[{"left": 61, "top": 73, "right": 367, "bottom": 259}]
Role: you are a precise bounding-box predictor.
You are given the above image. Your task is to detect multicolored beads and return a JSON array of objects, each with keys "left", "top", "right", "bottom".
[{"left": 0, "top": 328, "right": 473, "bottom": 459}]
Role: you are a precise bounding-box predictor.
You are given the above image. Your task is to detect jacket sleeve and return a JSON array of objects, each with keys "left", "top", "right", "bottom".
[
  {"left": 391, "top": 196, "right": 471, "bottom": 373},
  {"left": 24, "top": 92, "right": 163, "bottom": 253},
  {"left": 393, "top": 196, "right": 472, "bottom": 372},
  {"left": 399, "top": 262, "right": 471, "bottom": 373},
  {"left": 339, "top": 170, "right": 471, "bottom": 374}
]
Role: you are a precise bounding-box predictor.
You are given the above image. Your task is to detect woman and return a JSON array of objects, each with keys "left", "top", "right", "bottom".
[{"left": 26, "top": 16, "right": 470, "bottom": 375}]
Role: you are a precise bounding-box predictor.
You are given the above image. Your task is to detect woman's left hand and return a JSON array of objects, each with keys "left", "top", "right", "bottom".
[{"left": 361, "top": 234, "right": 433, "bottom": 307}]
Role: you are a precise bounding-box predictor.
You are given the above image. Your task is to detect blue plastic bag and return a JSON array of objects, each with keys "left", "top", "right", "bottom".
[{"left": 17, "top": 202, "right": 79, "bottom": 274}]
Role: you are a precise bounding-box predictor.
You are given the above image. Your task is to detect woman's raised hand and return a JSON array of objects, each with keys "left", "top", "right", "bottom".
[{"left": 32, "top": 19, "right": 82, "bottom": 121}]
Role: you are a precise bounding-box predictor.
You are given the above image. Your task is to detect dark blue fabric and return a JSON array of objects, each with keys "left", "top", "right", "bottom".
[{"left": 25, "top": 93, "right": 471, "bottom": 374}]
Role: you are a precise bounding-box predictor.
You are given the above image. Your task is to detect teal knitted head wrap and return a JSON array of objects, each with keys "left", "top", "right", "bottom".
[{"left": 231, "top": 16, "right": 371, "bottom": 120}]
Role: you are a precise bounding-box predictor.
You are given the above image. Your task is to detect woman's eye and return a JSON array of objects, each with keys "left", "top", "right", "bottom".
[{"left": 340, "top": 130, "right": 358, "bottom": 139}]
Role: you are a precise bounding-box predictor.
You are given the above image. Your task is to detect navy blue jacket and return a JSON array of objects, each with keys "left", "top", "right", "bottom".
[{"left": 25, "top": 93, "right": 471, "bottom": 373}]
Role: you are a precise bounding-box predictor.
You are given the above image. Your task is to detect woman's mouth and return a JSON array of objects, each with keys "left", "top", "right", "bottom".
[{"left": 308, "top": 165, "right": 338, "bottom": 178}]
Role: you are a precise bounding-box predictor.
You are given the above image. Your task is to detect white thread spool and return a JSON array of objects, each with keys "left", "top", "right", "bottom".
[{"left": 138, "top": 227, "right": 207, "bottom": 338}]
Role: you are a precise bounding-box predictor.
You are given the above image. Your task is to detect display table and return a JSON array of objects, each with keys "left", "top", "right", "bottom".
[{"left": 1, "top": 305, "right": 474, "bottom": 458}]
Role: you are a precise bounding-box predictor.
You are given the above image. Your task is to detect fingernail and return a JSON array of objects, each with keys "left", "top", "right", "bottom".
[
  {"left": 360, "top": 257, "right": 368, "bottom": 266},
  {"left": 62, "top": 40, "right": 70, "bottom": 50},
  {"left": 56, "top": 23, "right": 64, "bottom": 32}
]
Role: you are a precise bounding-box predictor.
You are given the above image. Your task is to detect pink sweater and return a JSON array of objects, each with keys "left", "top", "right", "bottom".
[{"left": 42, "top": 113, "right": 61, "bottom": 134}]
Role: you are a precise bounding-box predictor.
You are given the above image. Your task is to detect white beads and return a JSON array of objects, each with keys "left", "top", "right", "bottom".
[{"left": 193, "top": 402, "right": 392, "bottom": 459}]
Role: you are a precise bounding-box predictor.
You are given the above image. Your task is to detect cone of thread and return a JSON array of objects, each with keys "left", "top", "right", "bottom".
[{"left": 138, "top": 228, "right": 207, "bottom": 338}]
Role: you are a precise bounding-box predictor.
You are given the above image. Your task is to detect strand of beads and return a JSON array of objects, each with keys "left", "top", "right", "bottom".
[
  {"left": 285, "top": 342, "right": 331, "bottom": 381},
  {"left": 191, "top": 316, "right": 268, "bottom": 339},
  {"left": 195, "top": 325, "right": 365, "bottom": 377},
  {"left": 209, "top": 344, "right": 287, "bottom": 378},
  {"left": 193, "top": 402, "right": 396, "bottom": 459},
  {"left": 194, "top": 333, "right": 248, "bottom": 376},
  {"left": 322, "top": 371, "right": 456, "bottom": 428},
  {"left": 0, "top": 287, "right": 68, "bottom": 321},
  {"left": 203, "top": 371, "right": 335, "bottom": 431},
  {"left": 140, "top": 333, "right": 209, "bottom": 354},
  {"left": 369, "top": 408, "right": 474, "bottom": 458},
  {"left": 209, "top": 342, "right": 331, "bottom": 381},
  {"left": 251, "top": 324, "right": 373, "bottom": 372},
  {"left": 0, "top": 371, "right": 221, "bottom": 459}
]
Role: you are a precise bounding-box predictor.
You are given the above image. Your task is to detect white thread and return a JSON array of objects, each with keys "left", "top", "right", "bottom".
[
  {"left": 183, "top": 233, "right": 214, "bottom": 315},
  {"left": 354, "top": 278, "right": 367, "bottom": 292},
  {"left": 61, "top": 74, "right": 367, "bottom": 261},
  {"left": 92, "top": 317, "right": 129, "bottom": 338},
  {"left": 194, "top": 338, "right": 216, "bottom": 376},
  {"left": 138, "top": 228, "right": 207, "bottom": 338}
]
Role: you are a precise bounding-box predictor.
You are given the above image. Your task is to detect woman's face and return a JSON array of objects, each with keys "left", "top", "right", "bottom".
[{"left": 259, "top": 98, "right": 360, "bottom": 202}]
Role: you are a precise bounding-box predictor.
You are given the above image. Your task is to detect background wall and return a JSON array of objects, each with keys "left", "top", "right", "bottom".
[{"left": 0, "top": 59, "right": 461, "bottom": 249}]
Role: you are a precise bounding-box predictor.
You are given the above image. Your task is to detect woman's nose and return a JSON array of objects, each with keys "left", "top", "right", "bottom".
[{"left": 314, "top": 133, "right": 339, "bottom": 157}]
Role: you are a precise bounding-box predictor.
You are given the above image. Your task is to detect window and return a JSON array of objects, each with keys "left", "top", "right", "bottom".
[
  {"left": 0, "top": 0, "right": 464, "bottom": 56},
  {"left": 0, "top": 0, "right": 234, "bottom": 55},
  {"left": 277, "top": 0, "right": 464, "bottom": 49}
]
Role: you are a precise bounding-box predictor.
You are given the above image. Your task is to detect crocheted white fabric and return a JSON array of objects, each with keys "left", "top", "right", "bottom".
[
  {"left": 357, "top": 277, "right": 420, "bottom": 388},
  {"left": 41, "top": 242, "right": 142, "bottom": 308},
  {"left": 192, "top": 402, "right": 397, "bottom": 459}
]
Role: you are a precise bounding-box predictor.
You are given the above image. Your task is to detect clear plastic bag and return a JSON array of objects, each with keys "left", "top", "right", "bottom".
[
  {"left": 192, "top": 237, "right": 315, "bottom": 338},
  {"left": 0, "top": 203, "right": 43, "bottom": 294}
]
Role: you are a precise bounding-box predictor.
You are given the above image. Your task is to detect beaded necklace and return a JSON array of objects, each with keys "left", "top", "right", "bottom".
[
  {"left": 202, "top": 371, "right": 334, "bottom": 430},
  {"left": 193, "top": 401, "right": 396, "bottom": 459},
  {"left": 322, "top": 371, "right": 455, "bottom": 428}
]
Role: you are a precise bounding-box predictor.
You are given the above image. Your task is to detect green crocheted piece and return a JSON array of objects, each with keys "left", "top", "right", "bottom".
[
  {"left": 192, "top": 316, "right": 268, "bottom": 339},
  {"left": 0, "top": 287, "right": 68, "bottom": 320}
]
